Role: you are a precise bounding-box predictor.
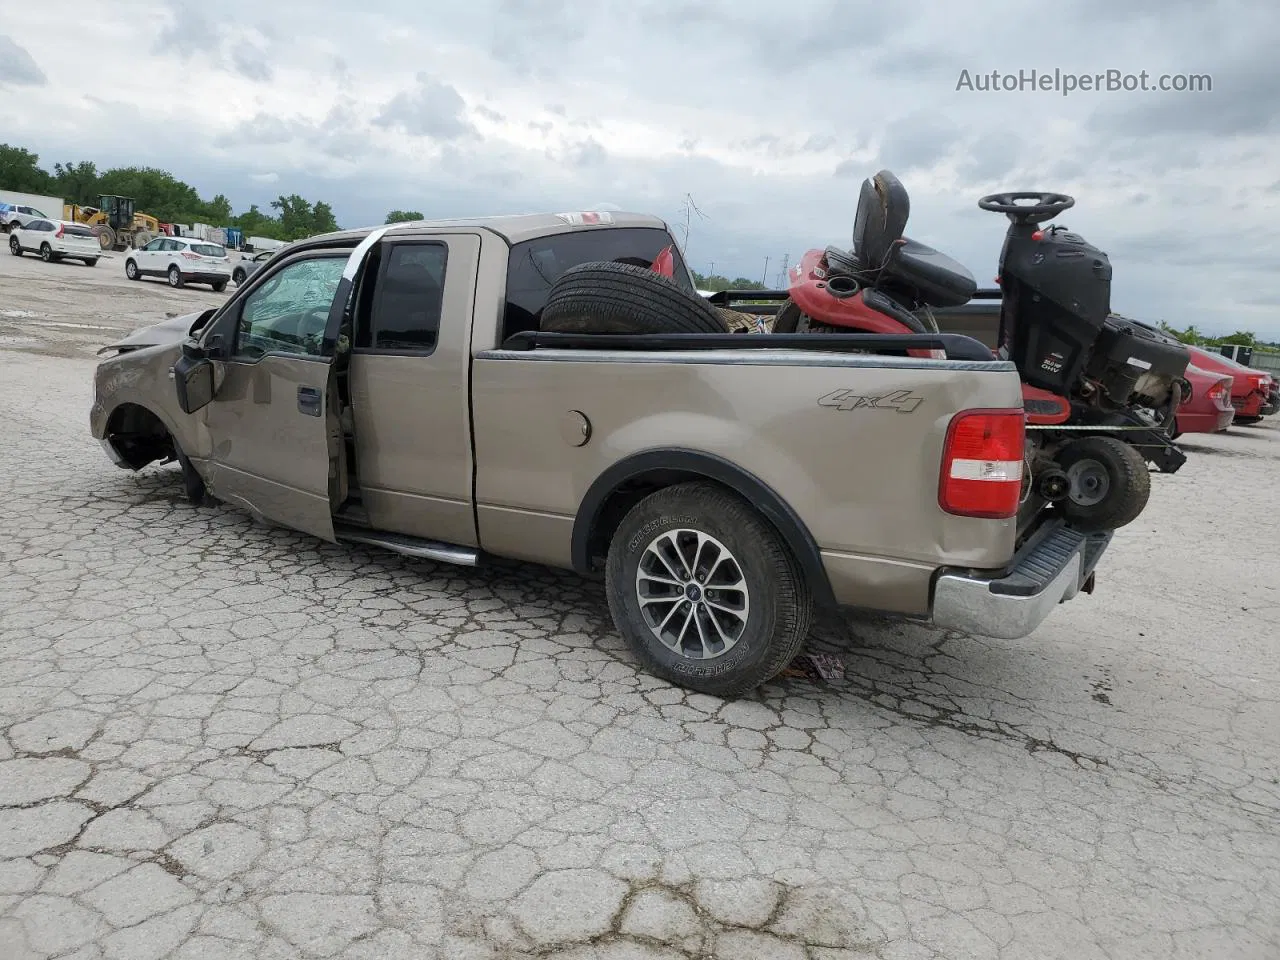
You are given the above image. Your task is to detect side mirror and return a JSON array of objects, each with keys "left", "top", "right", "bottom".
[
  {"left": 188, "top": 308, "right": 216, "bottom": 336},
  {"left": 174, "top": 354, "right": 216, "bottom": 414}
]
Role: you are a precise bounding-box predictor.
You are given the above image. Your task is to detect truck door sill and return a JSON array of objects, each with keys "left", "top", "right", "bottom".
[{"left": 334, "top": 524, "right": 480, "bottom": 566}]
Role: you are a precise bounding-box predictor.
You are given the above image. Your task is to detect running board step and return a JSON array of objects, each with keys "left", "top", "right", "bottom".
[{"left": 334, "top": 525, "right": 479, "bottom": 566}]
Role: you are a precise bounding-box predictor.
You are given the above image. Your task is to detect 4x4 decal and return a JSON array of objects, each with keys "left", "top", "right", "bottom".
[{"left": 818, "top": 389, "right": 924, "bottom": 413}]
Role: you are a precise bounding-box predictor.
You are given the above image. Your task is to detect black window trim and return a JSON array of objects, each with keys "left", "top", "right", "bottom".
[{"left": 351, "top": 237, "right": 449, "bottom": 358}]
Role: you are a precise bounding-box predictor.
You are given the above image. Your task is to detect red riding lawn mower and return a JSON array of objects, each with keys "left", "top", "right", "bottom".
[{"left": 770, "top": 169, "right": 1191, "bottom": 532}]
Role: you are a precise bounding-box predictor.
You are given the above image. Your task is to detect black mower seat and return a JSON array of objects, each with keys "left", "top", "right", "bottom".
[{"left": 885, "top": 237, "right": 977, "bottom": 308}]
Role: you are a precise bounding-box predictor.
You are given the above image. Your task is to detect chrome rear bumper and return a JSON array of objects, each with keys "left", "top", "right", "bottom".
[{"left": 932, "top": 522, "right": 1112, "bottom": 640}]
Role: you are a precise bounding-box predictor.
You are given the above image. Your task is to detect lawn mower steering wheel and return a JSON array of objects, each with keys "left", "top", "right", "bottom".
[{"left": 978, "top": 191, "right": 1075, "bottom": 224}]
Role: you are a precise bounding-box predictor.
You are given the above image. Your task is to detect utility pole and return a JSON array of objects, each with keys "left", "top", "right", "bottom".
[
  {"left": 677, "top": 193, "right": 708, "bottom": 264},
  {"left": 709, "top": 261, "right": 715, "bottom": 277},
  {"left": 777, "top": 253, "right": 790, "bottom": 288},
  {"left": 761, "top": 256, "right": 770, "bottom": 286}
]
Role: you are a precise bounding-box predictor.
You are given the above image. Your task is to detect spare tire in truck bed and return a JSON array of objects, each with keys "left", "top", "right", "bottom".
[{"left": 540, "top": 261, "right": 730, "bottom": 335}]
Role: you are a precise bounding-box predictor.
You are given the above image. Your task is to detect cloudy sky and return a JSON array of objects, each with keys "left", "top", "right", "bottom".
[{"left": 2, "top": 0, "right": 1277, "bottom": 336}]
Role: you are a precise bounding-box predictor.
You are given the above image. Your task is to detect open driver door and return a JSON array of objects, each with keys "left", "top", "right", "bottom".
[{"left": 171, "top": 250, "right": 353, "bottom": 542}]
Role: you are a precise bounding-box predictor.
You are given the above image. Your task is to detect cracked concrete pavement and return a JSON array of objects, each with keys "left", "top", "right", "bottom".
[{"left": 1, "top": 251, "right": 1279, "bottom": 958}]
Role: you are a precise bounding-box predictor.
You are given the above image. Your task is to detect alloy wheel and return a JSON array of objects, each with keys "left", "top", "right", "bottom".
[{"left": 635, "top": 528, "right": 750, "bottom": 660}]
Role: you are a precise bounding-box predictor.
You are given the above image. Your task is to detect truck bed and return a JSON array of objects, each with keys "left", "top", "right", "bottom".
[{"left": 469, "top": 331, "right": 1024, "bottom": 617}]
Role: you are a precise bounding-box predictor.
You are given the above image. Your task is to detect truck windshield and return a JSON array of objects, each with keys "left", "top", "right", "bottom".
[{"left": 503, "top": 227, "right": 696, "bottom": 337}]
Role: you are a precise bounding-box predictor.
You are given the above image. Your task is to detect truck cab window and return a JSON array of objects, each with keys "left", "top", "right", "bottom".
[
  {"left": 358, "top": 242, "right": 448, "bottom": 353},
  {"left": 502, "top": 227, "right": 695, "bottom": 338}
]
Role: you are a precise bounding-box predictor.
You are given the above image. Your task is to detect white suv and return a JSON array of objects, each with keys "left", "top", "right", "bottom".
[
  {"left": 2, "top": 203, "right": 51, "bottom": 232},
  {"left": 125, "top": 236, "right": 233, "bottom": 291},
  {"left": 8, "top": 219, "right": 102, "bottom": 266}
]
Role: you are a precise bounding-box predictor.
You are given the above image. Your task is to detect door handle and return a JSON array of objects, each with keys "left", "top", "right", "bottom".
[{"left": 297, "top": 385, "right": 322, "bottom": 417}]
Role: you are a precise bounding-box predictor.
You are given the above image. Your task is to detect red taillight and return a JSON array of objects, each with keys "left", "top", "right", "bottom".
[
  {"left": 1208, "top": 380, "right": 1230, "bottom": 401},
  {"left": 939, "top": 409, "right": 1025, "bottom": 519},
  {"left": 181, "top": 251, "right": 200, "bottom": 260},
  {"left": 55, "top": 224, "right": 64, "bottom": 238}
]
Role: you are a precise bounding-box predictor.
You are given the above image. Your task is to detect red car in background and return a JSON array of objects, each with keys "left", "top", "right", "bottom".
[
  {"left": 1185, "top": 346, "right": 1274, "bottom": 423},
  {"left": 1172, "top": 364, "right": 1235, "bottom": 438}
]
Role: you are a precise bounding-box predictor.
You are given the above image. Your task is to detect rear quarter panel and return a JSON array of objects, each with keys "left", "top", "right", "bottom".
[{"left": 470, "top": 349, "right": 1024, "bottom": 614}]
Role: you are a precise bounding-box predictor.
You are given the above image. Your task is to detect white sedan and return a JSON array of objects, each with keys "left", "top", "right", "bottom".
[
  {"left": 8, "top": 218, "right": 102, "bottom": 266},
  {"left": 124, "top": 236, "right": 233, "bottom": 290}
]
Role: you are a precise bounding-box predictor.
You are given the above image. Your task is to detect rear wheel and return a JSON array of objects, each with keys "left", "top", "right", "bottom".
[
  {"left": 541, "top": 261, "right": 728, "bottom": 335},
  {"left": 605, "top": 481, "right": 813, "bottom": 697},
  {"left": 769, "top": 299, "right": 845, "bottom": 335},
  {"left": 40, "top": 243, "right": 55, "bottom": 262},
  {"left": 1057, "top": 436, "right": 1150, "bottom": 532},
  {"left": 212, "top": 280, "right": 227, "bottom": 293},
  {"left": 168, "top": 265, "right": 184, "bottom": 288},
  {"left": 232, "top": 268, "right": 246, "bottom": 286},
  {"left": 125, "top": 259, "right": 139, "bottom": 280},
  {"left": 84, "top": 258, "right": 98, "bottom": 267},
  {"left": 8, "top": 236, "right": 20, "bottom": 256}
]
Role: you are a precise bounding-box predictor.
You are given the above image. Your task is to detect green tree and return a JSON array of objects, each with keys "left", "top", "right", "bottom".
[
  {"left": 200, "top": 193, "right": 233, "bottom": 225},
  {"left": 692, "top": 271, "right": 767, "bottom": 292},
  {"left": 1158, "top": 321, "right": 1207, "bottom": 345},
  {"left": 269, "top": 194, "right": 339, "bottom": 240},
  {"left": 50, "top": 161, "right": 99, "bottom": 206},
  {"left": 229, "top": 204, "right": 279, "bottom": 238},
  {"left": 2, "top": 141, "right": 342, "bottom": 238},
  {"left": 1215, "top": 330, "right": 1256, "bottom": 346},
  {"left": 385, "top": 209, "right": 424, "bottom": 223},
  {"left": 95, "top": 166, "right": 206, "bottom": 222},
  {"left": 312, "top": 201, "right": 339, "bottom": 235},
  {"left": 270, "top": 194, "right": 315, "bottom": 240},
  {"left": 0, "top": 143, "right": 52, "bottom": 193}
]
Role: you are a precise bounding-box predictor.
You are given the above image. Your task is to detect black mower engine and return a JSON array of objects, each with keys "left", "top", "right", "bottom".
[
  {"left": 979, "top": 191, "right": 1191, "bottom": 478},
  {"left": 982, "top": 192, "right": 1191, "bottom": 413}
]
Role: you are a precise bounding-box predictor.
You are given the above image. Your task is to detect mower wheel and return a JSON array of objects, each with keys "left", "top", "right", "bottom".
[
  {"left": 1057, "top": 436, "right": 1150, "bottom": 532},
  {"left": 772, "top": 298, "right": 803, "bottom": 333},
  {"left": 540, "top": 261, "right": 728, "bottom": 335}
]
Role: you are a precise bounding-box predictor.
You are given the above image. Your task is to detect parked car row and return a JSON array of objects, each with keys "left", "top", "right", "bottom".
[
  {"left": 1183, "top": 345, "right": 1276, "bottom": 426},
  {"left": 8, "top": 218, "right": 275, "bottom": 292}
]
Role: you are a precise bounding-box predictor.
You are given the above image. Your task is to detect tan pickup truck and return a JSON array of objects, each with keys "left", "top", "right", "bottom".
[{"left": 91, "top": 212, "right": 1112, "bottom": 696}]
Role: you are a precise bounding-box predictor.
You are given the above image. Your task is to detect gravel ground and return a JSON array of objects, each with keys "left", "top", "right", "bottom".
[
  {"left": 0, "top": 241, "right": 232, "bottom": 359},
  {"left": 1, "top": 248, "right": 1278, "bottom": 959}
]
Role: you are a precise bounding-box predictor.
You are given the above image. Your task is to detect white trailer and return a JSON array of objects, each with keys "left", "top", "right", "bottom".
[{"left": 245, "top": 235, "right": 285, "bottom": 253}]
